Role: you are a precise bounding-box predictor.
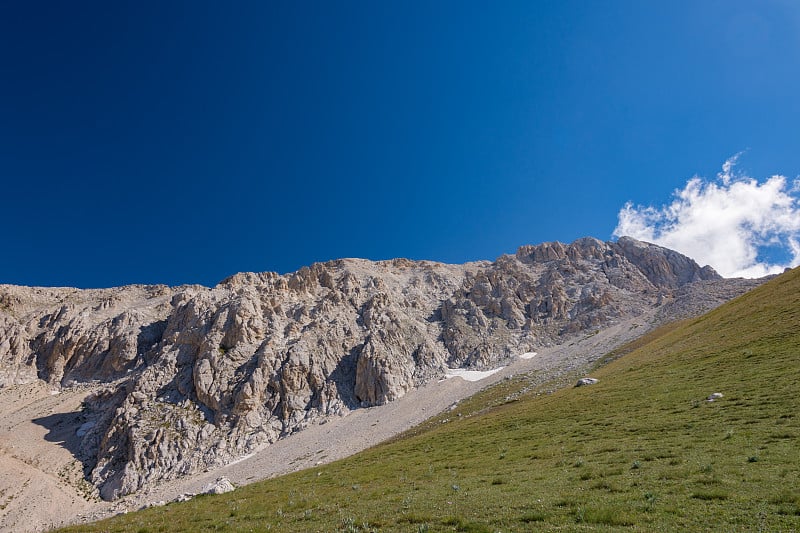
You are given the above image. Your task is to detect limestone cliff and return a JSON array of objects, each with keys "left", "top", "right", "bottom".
[{"left": 0, "top": 237, "right": 761, "bottom": 499}]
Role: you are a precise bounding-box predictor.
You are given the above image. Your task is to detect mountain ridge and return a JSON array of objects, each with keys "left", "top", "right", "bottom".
[{"left": 0, "top": 237, "right": 763, "bottom": 505}]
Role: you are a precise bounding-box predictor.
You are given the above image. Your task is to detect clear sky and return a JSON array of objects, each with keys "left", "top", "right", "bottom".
[{"left": 3, "top": 1, "right": 800, "bottom": 287}]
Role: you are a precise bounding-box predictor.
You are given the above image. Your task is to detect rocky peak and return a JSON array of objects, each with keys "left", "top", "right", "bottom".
[
  {"left": 516, "top": 236, "right": 719, "bottom": 290},
  {"left": 612, "top": 236, "right": 720, "bottom": 288}
]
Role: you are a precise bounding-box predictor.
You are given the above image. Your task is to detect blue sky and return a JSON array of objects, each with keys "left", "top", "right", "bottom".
[{"left": 2, "top": 1, "right": 800, "bottom": 287}]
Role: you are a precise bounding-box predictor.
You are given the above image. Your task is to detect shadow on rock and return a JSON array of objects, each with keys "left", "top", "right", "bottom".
[
  {"left": 32, "top": 410, "right": 92, "bottom": 470},
  {"left": 328, "top": 345, "right": 361, "bottom": 410}
]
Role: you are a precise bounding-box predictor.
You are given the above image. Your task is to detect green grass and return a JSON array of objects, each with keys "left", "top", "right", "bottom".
[{"left": 59, "top": 268, "right": 800, "bottom": 532}]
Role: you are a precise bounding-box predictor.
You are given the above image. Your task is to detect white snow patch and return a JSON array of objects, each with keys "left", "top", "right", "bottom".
[
  {"left": 444, "top": 367, "right": 504, "bottom": 382},
  {"left": 518, "top": 352, "right": 537, "bottom": 359}
]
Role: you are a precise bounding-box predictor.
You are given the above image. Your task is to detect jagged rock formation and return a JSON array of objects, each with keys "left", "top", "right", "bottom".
[{"left": 0, "top": 237, "right": 763, "bottom": 500}]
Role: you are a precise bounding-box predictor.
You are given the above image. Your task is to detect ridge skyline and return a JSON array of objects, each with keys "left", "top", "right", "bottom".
[{"left": 4, "top": 236, "right": 724, "bottom": 291}]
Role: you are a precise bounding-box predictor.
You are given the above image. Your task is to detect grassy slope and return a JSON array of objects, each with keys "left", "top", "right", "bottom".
[{"left": 61, "top": 269, "right": 800, "bottom": 532}]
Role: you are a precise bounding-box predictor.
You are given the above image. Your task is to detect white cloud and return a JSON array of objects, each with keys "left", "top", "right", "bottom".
[{"left": 613, "top": 156, "right": 800, "bottom": 278}]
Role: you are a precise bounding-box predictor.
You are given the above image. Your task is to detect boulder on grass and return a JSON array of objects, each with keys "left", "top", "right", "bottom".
[{"left": 202, "top": 477, "right": 235, "bottom": 495}]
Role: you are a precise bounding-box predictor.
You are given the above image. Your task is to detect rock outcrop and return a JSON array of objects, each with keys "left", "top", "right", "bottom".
[{"left": 0, "top": 237, "right": 763, "bottom": 500}]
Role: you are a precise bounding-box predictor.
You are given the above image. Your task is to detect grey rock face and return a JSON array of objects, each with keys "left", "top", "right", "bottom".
[
  {"left": 0, "top": 285, "right": 176, "bottom": 388},
  {"left": 0, "top": 237, "right": 761, "bottom": 500}
]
